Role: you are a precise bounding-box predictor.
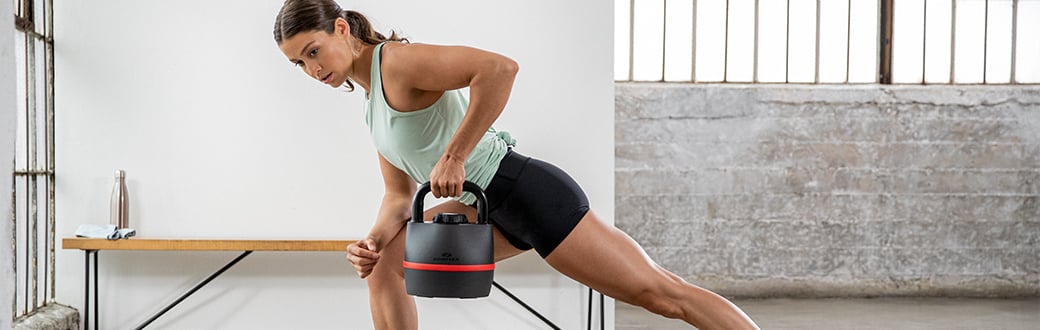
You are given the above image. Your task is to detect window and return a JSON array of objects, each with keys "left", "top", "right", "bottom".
[
  {"left": 615, "top": 0, "right": 1040, "bottom": 84},
  {"left": 12, "top": 0, "right": 56, "bottom": 320}
]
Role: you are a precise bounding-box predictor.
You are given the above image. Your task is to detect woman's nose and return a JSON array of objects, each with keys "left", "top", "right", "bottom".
[{"left": 304, "top": 61, "right": 320, "bottom": 79}]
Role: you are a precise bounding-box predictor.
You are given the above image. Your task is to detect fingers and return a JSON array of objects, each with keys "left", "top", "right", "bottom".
[
  {"left": 349, "top": 239, "right": 380, "bottom": 259},
  {"left": 431, "top": 179, "right": 464, "bottom": 198},
  {"left": 429, "top": 156, "right": 466, "bottom": 198},
  {"left": 362, "top": 238, "right": 378, "bottom": 253},
  {"left": 347, "top": 239, "right": 380, "bottom": 278}
]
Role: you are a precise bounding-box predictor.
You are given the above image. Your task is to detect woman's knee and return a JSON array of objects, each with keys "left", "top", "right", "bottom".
[
  {"left": 366, "top": 257, "right": 405, "bottom": 294},
  {"left": 367, "top": 236, "right": 406, "bottom": 288},
  {"left": 631, "top": 288, "right": 686, "bottom": 320},
  {"left": 624, "top": 271, "right": 692, "bottom": 320}
]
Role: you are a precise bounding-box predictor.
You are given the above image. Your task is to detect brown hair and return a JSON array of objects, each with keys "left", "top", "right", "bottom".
[{"left": 273, "top": 0, "right": 407, "bottom": 91}]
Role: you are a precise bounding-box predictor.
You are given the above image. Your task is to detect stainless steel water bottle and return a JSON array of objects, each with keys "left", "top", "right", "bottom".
[{"left": 110, "top": 170, "right": 129, "bottom": 229}]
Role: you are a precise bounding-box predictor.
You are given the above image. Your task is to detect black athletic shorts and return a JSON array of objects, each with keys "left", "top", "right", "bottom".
[{"left": 474, "top": 149, "right": 590, "bottom": 258}]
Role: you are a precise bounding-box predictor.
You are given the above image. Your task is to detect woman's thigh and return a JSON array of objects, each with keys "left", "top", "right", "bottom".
[
  {"left": 543, "top": 210, "right": 677, "bottom": 303},
  {"left": 423, "top": 200, "right": 529, "bottom": 262}
]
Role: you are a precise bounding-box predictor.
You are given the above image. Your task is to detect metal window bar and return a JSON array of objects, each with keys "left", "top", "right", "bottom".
[
  {"left": 786, "top": 0, "right": 791, "bottom": 83},
  {"left": 846, "top": 0, "right": 852, "bottom": 83},
  {"left": 950, "top": 0, "right": 956, "bottom": 83},
  {"left": 878, "top": 0, "right": 894, "bottom": 84},
  {"left": 815, "top": 0, "right": 822, "bottom": 83},
  {"left": 628, "top": 0, "right": 635, "bottom": 81},
  {"left": 618, "top": 0, "right": 1034, "bottom": 84},
  {"left": 12, "top": 0, "right": 56, "bottom": 321},
  {"left": 662, "top": 0, "right": 668, "bottom": 81},
  {"left": 1010, "top": 0, "right": 1017, "bottom": 83},
  {"left": 922, "top": 0, "right": 928, "bottom": 84},
  {"left": 754, "top": 0, "right": 760, "bottom": 82},
  {"left": 983, "top": 0, "right": 989, "bottom": 83},
  {"left": 691, "top": 0, "right": 697, "bottom": 82},
  {"left": 724, "top": 0, "right": 730, "bottom": 82}
]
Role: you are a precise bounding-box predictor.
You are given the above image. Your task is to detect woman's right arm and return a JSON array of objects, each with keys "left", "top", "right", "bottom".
[{"left": 346, "top": 153, "right": 416, "bottom": 278}]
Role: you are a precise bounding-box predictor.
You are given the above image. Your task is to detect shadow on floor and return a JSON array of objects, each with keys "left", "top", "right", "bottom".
[{"left": 616, "top": 297, "right": 1040, "bottom": 330}]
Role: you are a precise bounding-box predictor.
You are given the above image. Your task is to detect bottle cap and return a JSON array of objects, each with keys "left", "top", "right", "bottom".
[{"left": 115, "top": 170, "right": 125, "bottom": 178}]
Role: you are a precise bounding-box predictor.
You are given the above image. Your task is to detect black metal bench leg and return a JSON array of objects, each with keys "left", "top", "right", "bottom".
[
  {"left": 492, "top": 281, "right": 561, "bottom": 330},
  {"left": 94, "top": 251, "right": 98, "bottom": 330},
  {"left": 83, "top": 251, "right": 89, "bottom": 330},
  {"left": 134, "top": 251, "right": 253, "bottom": 330},
  {"left": 82, "top": 251, "right": 99, "bottom": 330},
  {"left": 599, "top": 291, "right": 604, "bottom": 330},
  {"left": 587, "top": 287, "right": 592, "bottom": 330},
  {"left": 586, "top": 287, "right": 605, "bottom": 330}
]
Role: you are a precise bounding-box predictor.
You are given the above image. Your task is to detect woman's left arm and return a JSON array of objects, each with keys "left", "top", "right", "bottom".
[{"left": 383, "top": 44, "right": 519, "bottom": 198}]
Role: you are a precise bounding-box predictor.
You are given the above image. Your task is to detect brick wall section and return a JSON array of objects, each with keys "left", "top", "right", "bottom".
[{"left": 616, "top": 83, "right": 1039, "bottom": 298}]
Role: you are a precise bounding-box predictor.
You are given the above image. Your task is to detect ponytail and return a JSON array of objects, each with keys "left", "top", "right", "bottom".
[{"left": 341, "top": 10, "right": 408, "bottom": 45}]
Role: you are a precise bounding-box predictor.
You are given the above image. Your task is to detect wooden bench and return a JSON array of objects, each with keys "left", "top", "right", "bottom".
[
  {"left": 64, "top": 237, "right": 595, "bottom": 330},
  {"left": 62, "top": 237, "right": 356, "bottom": 330},
  {"left": 62, "top": 237, "right": 356, "bottom": 251}
]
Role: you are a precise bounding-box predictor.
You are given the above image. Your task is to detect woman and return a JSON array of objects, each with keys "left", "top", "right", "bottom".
[{"left": 273, "top": 1, "right": 759, "bottom": 329}]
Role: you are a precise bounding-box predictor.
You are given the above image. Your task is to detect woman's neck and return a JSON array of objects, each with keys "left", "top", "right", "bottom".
[{"left": 351, "top": 43, "right": 377, "bottom": 94}]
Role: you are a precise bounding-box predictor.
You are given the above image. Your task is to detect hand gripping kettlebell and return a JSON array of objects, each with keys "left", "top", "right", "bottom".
[{"left": 403, "top": 181, "right": 494, "bottom": 298}]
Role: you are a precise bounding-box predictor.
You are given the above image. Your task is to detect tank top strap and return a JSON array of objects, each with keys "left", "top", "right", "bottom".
[{"left": 369, "top": 42, "right": 388, "bottom": 100}]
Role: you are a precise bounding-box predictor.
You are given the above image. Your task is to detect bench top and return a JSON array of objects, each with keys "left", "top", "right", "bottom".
[{"left": 62, "top": 237, "right": 357, "bottom": 251}]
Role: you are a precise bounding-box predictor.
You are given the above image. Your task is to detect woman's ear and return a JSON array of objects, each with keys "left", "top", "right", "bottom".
[{"left": 335, "top": 17, "right": 350, "bottom": 38}]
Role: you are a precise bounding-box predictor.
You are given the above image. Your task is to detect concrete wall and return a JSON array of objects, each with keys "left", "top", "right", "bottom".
[
  {"left": 2, "top": 0, "right": 16, "bottom": 327},
  {"left": 616, "top": 83, "right": 1039, "bottom": 298}
]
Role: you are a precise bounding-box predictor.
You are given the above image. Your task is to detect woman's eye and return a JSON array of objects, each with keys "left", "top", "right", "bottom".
[
  {"left": 309, "top": 48, "right": 318, "bottom": 57},
  {"left": 294, "top": 61, "right": 303, "bottom": 67}
]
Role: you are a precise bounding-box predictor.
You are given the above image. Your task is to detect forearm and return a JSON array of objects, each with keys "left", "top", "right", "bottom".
[{"left": 443, "top": 60, "right": 518, "bottom": 161}]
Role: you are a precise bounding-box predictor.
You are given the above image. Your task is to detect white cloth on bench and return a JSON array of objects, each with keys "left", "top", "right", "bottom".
[{"left": 74, "top": 224, "right": 136, "bottom": 240}]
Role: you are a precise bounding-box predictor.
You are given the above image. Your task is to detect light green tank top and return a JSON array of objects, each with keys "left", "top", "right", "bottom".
[{"left": 364, "top": 42, "right": 516, "bottom": 205}]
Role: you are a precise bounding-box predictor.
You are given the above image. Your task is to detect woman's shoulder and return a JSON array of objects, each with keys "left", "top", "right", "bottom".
[
  {"left": 376, "top": 42, "right": 452, "bottom": 111},
  {"left": 376, "top": 42, "right": 424, "bottom": 78},
  {"left": 378, "top": 42, "right": 446, "bottom": 65}
]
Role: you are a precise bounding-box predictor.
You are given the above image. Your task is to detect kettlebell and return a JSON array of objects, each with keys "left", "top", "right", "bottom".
[{"left": 403, "top": 181, "right": 494, "bottom": 298}]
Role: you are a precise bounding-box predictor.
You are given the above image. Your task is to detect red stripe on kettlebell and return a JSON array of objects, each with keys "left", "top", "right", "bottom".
[{"left": 402, "top": 261, "right": 495, "bottom": 272}]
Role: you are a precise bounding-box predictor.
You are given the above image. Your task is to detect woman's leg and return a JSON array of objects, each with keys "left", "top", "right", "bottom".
[
  {"left": 544, "top": 210, "right": 760, "bottom": 330},
  {"left": 365, "top": 222, "right": 417, "bottom": 330},
  {"left": 365, "top": 200, "right": 527, "bottom": 330}
]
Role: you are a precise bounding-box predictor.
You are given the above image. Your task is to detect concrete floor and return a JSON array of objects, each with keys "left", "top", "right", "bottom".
[{"left": 616, "top": 298, "right": 1040, "bottom": 330}]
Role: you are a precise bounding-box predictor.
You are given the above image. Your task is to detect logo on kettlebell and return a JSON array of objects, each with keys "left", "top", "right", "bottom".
[{"left": 434, "top": 252, "right": 460, "bottom": 262}]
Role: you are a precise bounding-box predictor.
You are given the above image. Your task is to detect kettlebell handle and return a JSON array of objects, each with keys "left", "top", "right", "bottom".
[{"left": 411, "top": 181, "right": 488, "bottom": 224}]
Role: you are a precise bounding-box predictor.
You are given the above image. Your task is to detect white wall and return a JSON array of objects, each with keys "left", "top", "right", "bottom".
[
  {"left": 54, "top": 0, "right": 613, "bottom": 329},
  {"left": 1, "top": 0, "right": 16, "bottom": 328}
]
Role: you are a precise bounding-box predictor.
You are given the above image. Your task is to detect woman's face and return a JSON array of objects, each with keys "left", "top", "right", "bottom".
[{"left": 279, "top": 19, "right": 354, "bottom": 88}]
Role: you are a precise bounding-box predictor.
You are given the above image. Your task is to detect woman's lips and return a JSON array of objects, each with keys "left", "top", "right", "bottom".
[{"left": 321, "top": 72, "right": 333, "bottom": 84}]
